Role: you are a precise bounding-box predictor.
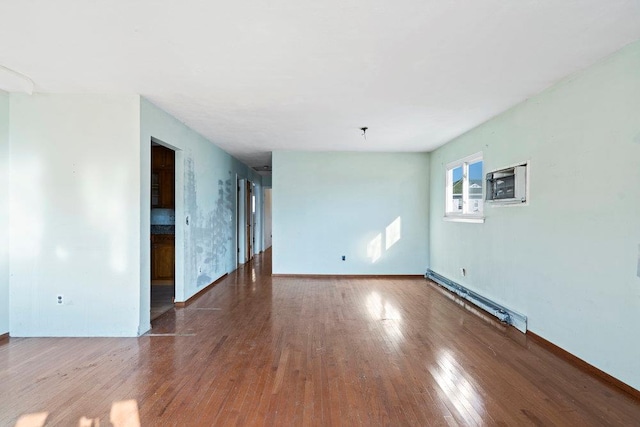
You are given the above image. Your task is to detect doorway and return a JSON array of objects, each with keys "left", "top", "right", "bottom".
[
  {"left": 246, "top": 179, "right": 254, "bottom": 262},
  {"left": 263, "top": 188, "right": 272, "bottom": 249},
  {"left": 236, "top": 178, "right": 254, "bottom": 265},
  {"left": 150, "top": 143, "right": 175, "bottom": 320}
]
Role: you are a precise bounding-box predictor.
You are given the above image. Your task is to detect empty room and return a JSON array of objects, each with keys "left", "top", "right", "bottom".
[{"left": 1, "top": 1, "right": 639, "bottom": 425}]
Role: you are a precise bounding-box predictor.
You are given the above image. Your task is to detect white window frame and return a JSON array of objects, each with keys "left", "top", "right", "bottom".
[{"left": 444, "top": 152, "right": 485, "bottom": 224}]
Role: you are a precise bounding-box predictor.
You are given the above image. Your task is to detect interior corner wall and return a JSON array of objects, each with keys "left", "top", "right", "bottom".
[
  {"left": 139, "top": 98, "right": 262, "bottom": 333},
  {"left": 429, "top": 40, "right": 640, "bottom": 390},
  {"left": 9, "top": 94, "right": 141, "bottom": 337},
  {"left": 272, "top": 151, "right": 429, "bottom": 275},
  {"left": 0, "top": 90, "right": 9, "bottom": 335}
]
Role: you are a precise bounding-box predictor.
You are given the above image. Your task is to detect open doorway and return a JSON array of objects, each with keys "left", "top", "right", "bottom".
[
  {"left": 246, "top": 180, "right": 254, "bottom": 262},
  {"left": 263, "top": 188, "right": 272, "bottom": 250},
  {"left": 150, "top": 143, "right": 175, "bottom": 320},
  {"left": 236, "top": 178, "right": 254, "bottom": 265}
]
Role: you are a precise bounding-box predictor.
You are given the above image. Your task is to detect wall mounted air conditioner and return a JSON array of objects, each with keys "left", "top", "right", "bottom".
[{"left": 486, "top": 163, "right": 528, "bottom": 204}]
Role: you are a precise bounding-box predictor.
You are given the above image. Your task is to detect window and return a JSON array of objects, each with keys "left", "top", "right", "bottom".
[{"left": 445, "top": 153, "right": 484, "bottom": 223}]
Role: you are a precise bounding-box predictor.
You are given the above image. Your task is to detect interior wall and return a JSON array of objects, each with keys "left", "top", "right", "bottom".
[
  {"left": 0, "top": 90, "right": 9, "bottom": 335},
  {"left": 429, "top": 40, "right": 640, "bottom": 390},
  {"left": 272, "top": 151, "right": 429, "bottom": 275},
  {"left": 264, "top": 188, "right": 272, "bottom": 249},
  {"left": 140, "top": 98, "right": 262, "bottom": 333},
  {"left": 9, "top": 94, "right": 141, "bottom": 337}
]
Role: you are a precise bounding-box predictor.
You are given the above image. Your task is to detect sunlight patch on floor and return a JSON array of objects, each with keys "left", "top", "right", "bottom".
[{"left": 15, "top": 412, "right": 48, "bottom": 427}]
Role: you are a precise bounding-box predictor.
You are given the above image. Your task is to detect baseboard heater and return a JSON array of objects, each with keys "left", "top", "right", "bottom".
[{"left": 425, "top": 269, "right": 527, "bottom": 333}]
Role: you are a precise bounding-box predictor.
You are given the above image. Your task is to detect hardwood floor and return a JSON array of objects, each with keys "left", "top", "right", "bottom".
[
  {"left": 150, "top": 283, "right": 175, "bottom": 321},
  {"left": 1, "top": 249, "right": 639, "bottom": 426}
]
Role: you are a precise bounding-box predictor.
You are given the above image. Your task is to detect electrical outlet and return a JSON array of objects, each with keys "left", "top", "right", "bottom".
[
  {"left": 57, "top": 294, "right": 64, "bottom": 305},
  {"left": 460, "top": 268, "right": 466, "bottom": 277},
  {"left": 341, "top": 255, "right": 346, "bottom": 261}
]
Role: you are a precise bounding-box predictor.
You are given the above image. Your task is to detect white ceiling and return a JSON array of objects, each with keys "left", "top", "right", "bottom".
[{"left": 1, "top": 1, "right": 640, "bottom": 168}]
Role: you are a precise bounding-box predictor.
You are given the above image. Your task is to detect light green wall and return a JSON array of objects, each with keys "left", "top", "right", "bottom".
[
  {"left": 429, "top": 41, "right": 640, "bottom": 390},
  {"left": 9, "top": 94, "right": 141, "bottom": 336},
  {"left": 0, "top": 90, "right": 9, "bottom": 335},
  {"left": 139, "top": 98, "right": 263, "bottom": 333},
  {"left": 4, "top": 94, "right": 263, "bottom": 337},
  {"left": 273, "top": 151, "right": 429, "bottom": 275}
]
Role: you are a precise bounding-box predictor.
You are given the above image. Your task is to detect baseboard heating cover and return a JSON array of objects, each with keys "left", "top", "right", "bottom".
[{"left": 425, "top": 269, "right": 527, "bottom": 333}]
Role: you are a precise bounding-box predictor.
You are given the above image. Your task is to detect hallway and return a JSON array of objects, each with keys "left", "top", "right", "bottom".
[{"left": 1, "top": 249, "right": 639, "bottom": 425}]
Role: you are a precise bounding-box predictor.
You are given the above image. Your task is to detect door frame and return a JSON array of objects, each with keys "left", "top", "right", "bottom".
[
  {"left": 141, "top": 137, "right": 184, "bottom": 333},
  {"left": 246, "top": 179, "right": 253, "bottom": 262},
  {"left": 263, "top": 187, "right": 272, "bottom": 250},
  {"left": 237, "top": 177, "right": 246, "bottom": 265},
  {"left": 236, "top": 177, "right": 255, "bottom": 265}
]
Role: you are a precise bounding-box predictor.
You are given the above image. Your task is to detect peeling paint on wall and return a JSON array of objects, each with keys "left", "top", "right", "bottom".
[
  {"left": 202, "top": 177, "right": 233, "bottom": 279},
  {"left": 184, "top": 156, "right": 235, "bottom": 289},
  {"left": 141, "top": 97, "right": 263, "bottom": 316}
]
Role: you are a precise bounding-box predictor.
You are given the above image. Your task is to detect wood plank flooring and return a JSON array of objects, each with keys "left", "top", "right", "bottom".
[
  {"left": 1, "top": 249, "right": 639, "bottom": 426},
  {"left": 150, "top": 283, "right": 175, "bottom": 321}
]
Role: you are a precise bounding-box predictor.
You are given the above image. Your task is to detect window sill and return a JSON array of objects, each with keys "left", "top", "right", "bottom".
[{"left": 443, "top": 215, "right": 485, "bottom": 224}]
